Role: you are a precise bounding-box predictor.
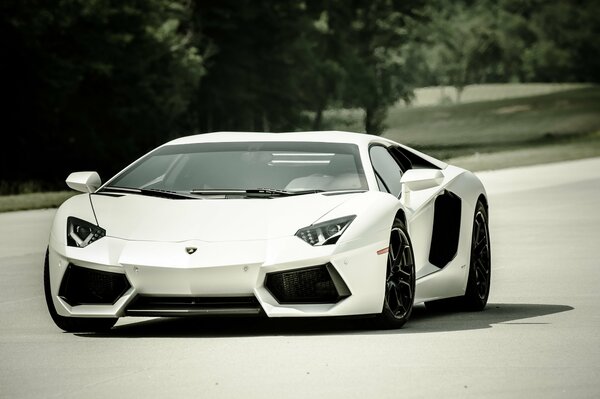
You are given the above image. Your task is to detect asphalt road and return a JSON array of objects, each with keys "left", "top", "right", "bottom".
[{"left": 1, "top": 158, "right": 599, "bottom": 398}]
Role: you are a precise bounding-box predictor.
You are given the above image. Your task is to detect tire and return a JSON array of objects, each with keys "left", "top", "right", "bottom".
[
  {"left": 376, "top": 218, "right": 416, "bottom": 329},
  {"left": 44, "top": 249, "right": 118, "bottom": 333},
  {"left": 424, "top": 200, "right": 491, "bottom": 312},
  {"left": 463, "top": 200, "right": 491, "bottom": 310}
]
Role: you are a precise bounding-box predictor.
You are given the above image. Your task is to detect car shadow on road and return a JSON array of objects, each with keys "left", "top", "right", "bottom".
[{"left": 76, "top": 302, "right": 573, "bottom": 338}]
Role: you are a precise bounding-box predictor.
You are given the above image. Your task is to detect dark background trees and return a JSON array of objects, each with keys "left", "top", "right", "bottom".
[
  {"left": 1, "top": 0, "right": 203, "bottom": 187},
  {"left": 1, "top": 0, "right": 598, "bottom": 190}
]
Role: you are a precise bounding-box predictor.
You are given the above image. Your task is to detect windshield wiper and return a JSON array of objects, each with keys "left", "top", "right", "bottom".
[
  {"left": 189, "top": 188, "right": 323, "bottom": 197},
  {"left": 245, "top": 188, "right": 324, "bottom": 196},
  {"left": 101, "top": 186, "right": 198, "bottom": 199},
  {"left": 189, "top": 189, "right": 247, "bottom": 195},
  {"left": 141, "top": 188, "right": 200, "bottom": 199}
]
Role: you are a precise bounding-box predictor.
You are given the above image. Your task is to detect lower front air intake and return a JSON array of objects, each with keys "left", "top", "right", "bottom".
[
  {"left": 125, "top": 296, "right": 263, "bottom": 316},
  {"left": 59, "top": 264, "right": 131, "bottom": 306},
  {"left": 265, "top": 263, "right": 351, "bottom": 304}
]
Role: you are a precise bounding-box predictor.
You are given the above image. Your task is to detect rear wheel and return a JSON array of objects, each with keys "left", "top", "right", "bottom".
[
  {"left": 425, "top": 200, "right": 491, "bottom": 312},
  {"left": 44, "top": 249, "right": 117, "bottom": 333},
  {"left": 377, "top": 219, "right": 416, "bottom": 329},
  {"left": 463, "top": 201, "right": 491, "bottom": 310}
]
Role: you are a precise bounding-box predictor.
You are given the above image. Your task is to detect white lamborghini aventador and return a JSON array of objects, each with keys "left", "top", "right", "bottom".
[{"left": 44, "top": 131, "right": 491, "bottom": 332}]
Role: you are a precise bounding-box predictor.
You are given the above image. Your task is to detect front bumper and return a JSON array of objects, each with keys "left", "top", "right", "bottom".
[{"left": 47, "top": 232, "right": 389, "bottom": 319}]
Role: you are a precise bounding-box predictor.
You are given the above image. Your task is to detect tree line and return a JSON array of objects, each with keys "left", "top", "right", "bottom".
[{"left": 1, "top": 0, "right": 598, "bottom": 189}]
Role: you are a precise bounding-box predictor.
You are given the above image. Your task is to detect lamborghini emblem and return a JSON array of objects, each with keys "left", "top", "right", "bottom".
[{"left": 186, "top": 247, "right": 197, "bottom": 255}]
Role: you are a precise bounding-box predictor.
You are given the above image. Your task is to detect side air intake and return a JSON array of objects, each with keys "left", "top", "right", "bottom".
[{"left": 429, "top": 190, "right": 462, "bottom": 268}]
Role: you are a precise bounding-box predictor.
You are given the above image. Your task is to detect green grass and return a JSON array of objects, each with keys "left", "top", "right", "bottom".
[
  {"left": 384, "top": 86, "right": 600, "bottom": 152},
  {"left": 385, "top": 86, "right": 600, "bottom": 169},
  {"left": 0, "top": 191, "right": 76, "bottom": 213},
  {"left": 447, "top": 130, "right": 600, "bottom": 171}
]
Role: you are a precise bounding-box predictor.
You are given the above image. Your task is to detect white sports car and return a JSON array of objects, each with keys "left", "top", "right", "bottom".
[{"left": 44, "top": 131, "right": 491, "bottom": 332}]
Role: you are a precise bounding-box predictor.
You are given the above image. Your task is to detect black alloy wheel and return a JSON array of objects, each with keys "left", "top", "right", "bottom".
[
  {"left": 463, "top": 201, "right": 491, "bottom": 310},
  {"left": 377, "top": 218, "right": 416, "bottom": 328}
]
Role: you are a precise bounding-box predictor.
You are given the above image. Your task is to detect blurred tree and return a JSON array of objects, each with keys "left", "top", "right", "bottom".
[
  {"left": 415, "top": 0, "right": 600, "bottom": 100},
  {"left": 0, "top": 0, "right": 204, "bottom": 185},
  {"left": 514, "top": 0, "right": 600, "bottom": 83},
  {"left": 299, "top": 1, "right": 349, "bottom": 131},
  {"left": 419, "top": 1, "right": 505, "bottom": 102},
  {"left": 189, "top": 0, "right": 316, "bottom": 133},
  {"left": 340, "top": 0, "right": 426, "bottom": 134}
]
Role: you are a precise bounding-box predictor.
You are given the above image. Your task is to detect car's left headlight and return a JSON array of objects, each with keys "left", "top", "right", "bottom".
[
  {"left": 66, "top": 217, "right": 106, "bottom": 248},
  {"left": 295, "top": 215, "right": 356, "bottom": 246}
]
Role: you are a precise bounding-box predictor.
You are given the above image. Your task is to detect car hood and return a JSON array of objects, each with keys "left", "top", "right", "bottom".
[{"left": 90, "top": 192, "right": 359, "bottom": 242}]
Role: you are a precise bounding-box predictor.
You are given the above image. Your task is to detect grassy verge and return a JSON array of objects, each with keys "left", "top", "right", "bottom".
[
  {"left": 384, "top": 86, "right": 600, "bottom": 149},
  {"left": 0, "top": 191, "right": 77, "bottom": 213},
  {"left": 382, "top": 86, "right": 600, "bottom": 170},
  {"left": 447, "top": 130, "right": 600, "bottom": 171}
]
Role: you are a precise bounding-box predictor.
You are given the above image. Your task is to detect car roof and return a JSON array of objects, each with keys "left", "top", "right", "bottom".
[{"left": 166, "top": 131, "right": 395, "bottom": 147}]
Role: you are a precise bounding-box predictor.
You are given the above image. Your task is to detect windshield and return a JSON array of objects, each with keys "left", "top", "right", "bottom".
[{"left": 105, "top": 141, "right": 368, "bottom": 194}]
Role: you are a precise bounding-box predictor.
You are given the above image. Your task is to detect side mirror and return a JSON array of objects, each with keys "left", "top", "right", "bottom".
[
  {"left": 399, "top": 169, "right": 444, "bottom": 207},
  {"left": 66, "top": 171, "right": 102, "bottom": 193},
  {"left": 400, "top": 169, "right": 444, "bottom": 192}
]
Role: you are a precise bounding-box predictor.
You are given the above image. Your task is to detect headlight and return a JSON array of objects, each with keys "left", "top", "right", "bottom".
[
  {"left": 66, "top": 217, "right": 106, "bottom": 248},
  {"left": 295, "top": 215, "right": 356, "bottom": 246}
]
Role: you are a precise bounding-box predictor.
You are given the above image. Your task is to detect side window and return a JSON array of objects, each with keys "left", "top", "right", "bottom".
[
  {"left": 389, "top": 146, "right": 412, "bottom": 171},
  {"left": 369, "top": 145, "right": 403, "bottom": 197},
  {"left": 395, "top": 145, "right": 440, "bottom": 170}
]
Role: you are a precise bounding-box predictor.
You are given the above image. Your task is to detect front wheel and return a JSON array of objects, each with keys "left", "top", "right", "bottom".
[
  {"left": 44, "top": 249, "right": 117, "bottom": 333},
  {"left": 376, "top": 219, "right": 416, "bottom": 329}
]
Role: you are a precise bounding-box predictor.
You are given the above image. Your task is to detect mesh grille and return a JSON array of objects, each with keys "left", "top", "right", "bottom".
[
  {"left": 59, "top": 264, "right": 131, "bottom": 306},
  {"left": 265, "top": 264, "right": 344, "bottom": 304}
]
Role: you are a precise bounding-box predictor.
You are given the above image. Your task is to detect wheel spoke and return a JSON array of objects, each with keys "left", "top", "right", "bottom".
[
  {"left": 386, "top": 282, "right": 403, "bottom": 314},
  {"left": 400, "top": 243, "right": 410, "bottom": 264},
  {"left": 389, "top": 229, "right": 401, "bottom": 262},
  {"left": 398, "top": 268, "right": 411, "bottom": 280},
  {"left": 475, "top": 259, "right": 488, "bottom": 281},
  {"left": 474, "top": 237, "right": 488, "bottom": 255},
  {"left": 398, "top": 279, "right": 412, "bottom": 299}
]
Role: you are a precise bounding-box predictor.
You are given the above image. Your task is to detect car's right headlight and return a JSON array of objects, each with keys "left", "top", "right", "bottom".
[
  {"left": 66, "top": 217, "right": 106, "bottom": 248},
  {"left": 295, "top": 215, "right": 356, "bottom": 246}
]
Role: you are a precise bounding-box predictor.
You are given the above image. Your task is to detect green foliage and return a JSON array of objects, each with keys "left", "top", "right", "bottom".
[
  {"left": 416, "top": 0, "right": 600, "bottom": 99},
  {"left": 516, "top": 0, "right": 600, "bottom": 83},
  {"left": 187, "top": 0, "right": 314, "bottom": 132},
  {"left": 1, "top": 0, "right": 204, "bottom": 183},
  {"left": 336, "top": 0, "right": 425, "bottom": 134}
]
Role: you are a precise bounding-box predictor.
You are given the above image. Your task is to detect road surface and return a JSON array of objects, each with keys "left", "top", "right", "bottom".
[{"left": 1, "top": 157, "right": 599, "bottom": 398}]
